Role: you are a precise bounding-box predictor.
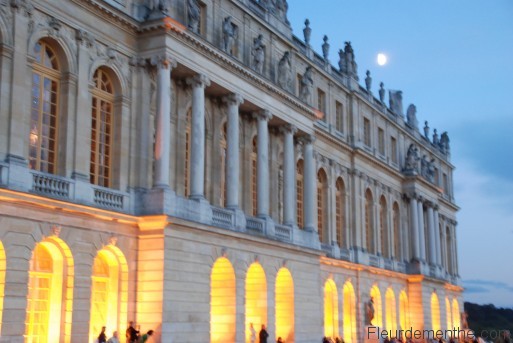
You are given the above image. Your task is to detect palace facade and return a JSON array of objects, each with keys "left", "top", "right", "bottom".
[{"left": 0, "top": 0, "right": 462, "bottom": 342}]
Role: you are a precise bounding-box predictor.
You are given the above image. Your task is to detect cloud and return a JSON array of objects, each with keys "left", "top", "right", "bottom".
[{"left": 464, "top": 279, "right": 513, "bottom": 292}]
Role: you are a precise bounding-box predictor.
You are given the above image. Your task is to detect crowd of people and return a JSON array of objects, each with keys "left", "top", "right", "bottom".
[{"left": 94, "top": 321, "right": 153, "bottom": 343}]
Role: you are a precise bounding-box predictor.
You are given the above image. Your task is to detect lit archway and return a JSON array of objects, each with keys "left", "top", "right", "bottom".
[
  {"left": 452, "top": 299, "right": 460, "bottom": 329},
  {"left": 275, "top": 268, "right": 294, "bottom": 343},
  {"left": 445, "top": 297, "right": 452, "bottom": 330},
  {"left": 324, "top": 279, "right": 339, "bottom": 339},
  {"left": 0, "top": 241, "right": 5, "bottom": 336},
  {"left": 89, "top": 245, "right": 128, "bottom": 342},
  {"left": 211, "top": 257, "right": 236, "bottom": 343},
  {"left": 370, "top": 285, "right": 382, "bottom": 327},
  {"left": 245, "top": 263, "right": 267, "bottom": 343},
  {"left": 430, "top": 293, "right": 441, "bottom": 332},
  {"left": 399, "top": 291, "right": 409, "bottom": 332},
  {"left": 342, "top": 281, "right": 356, "bottom": 343},
  {"left": 385, "top": 288, "right": 397, "bottom": 335},
  {"left": 25, "top": 237, "right": 74, "bottom": 342}
]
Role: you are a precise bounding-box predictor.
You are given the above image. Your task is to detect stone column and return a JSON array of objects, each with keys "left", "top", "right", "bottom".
[
  {"left": 186, "top": 74, "right": 210, "bottom": 199},
  {"left": 254, "top": 110, "right": 272, "bottom": 217},
  {"left": 152, "top": 54, "right": 176, "bottom": 188},
  {"left": 302, "top": 135, "right": 317, "bottom": 232},
  {"left": 427, "top": 202, "right": 436, "bottom": 265},
  {"left": 433, "top": 206, "right": 442, "bottom": 266},
  {"left": 223, "top": 93, "right": 244, "bottom": 209},
  {"left": 417, "top": 199, "right": 426, "bottom": 261},
  {"left": 280, "top": 124, "right": 297, "bottom": 226},
  {"left": 409, "top": 195, "right": 420, "bottom": 260}
]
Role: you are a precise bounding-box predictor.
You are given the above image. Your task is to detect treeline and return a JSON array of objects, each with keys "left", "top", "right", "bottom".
[{"left": 464, "top": 302, "right": 513, "bottom": 335}]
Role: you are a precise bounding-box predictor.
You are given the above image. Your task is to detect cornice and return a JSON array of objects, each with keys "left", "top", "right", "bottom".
[{"left": 69, "top": 0, "right": 139, "bottom": 31}]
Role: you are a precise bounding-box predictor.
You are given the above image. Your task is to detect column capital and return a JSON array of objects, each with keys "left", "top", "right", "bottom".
[
  {"left": 186, "top": 73, "right": 211, "bottom": 88},
  {"left": 149, "top": 53, "right": 177, "bottom": 69},
  {"left": 253, "top": 109, "right": 272, "bottom": 122},
  {"left": 433, "top": 204, "right": 440, "bottom": 211},
  {"left": 424, "top": 200, "right": 434, "bottom": 208},
  {"left": 222, "top": 93, "right": 244, "bottom": 107},
  {"left": 297, "top": 134, "right": 315, "bottom": 145},
  {"left": 278, "top": 124, "right": 297, "bottom": 135}
]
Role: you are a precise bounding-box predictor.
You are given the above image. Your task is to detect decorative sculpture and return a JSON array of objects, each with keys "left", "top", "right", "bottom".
[
  {"left": 365, "top": 70, "right": 372, "bottom": 93},
  {"left": 300, "top": 66, "right": 313, "bottom": 102},
  {"left": 404, "top": 144, "right": 420, "bottom": 173},
  {"left": 222, "top": 16, "right": 237, "bottom": 55},
  {"left": 277, "top": 51, "right": 292, "bottom": 91},
  {"left": 251, "top": 34, "right": 265, "bottom": 74},
  {"left": 379, "top": 82, "right": 385, "bottom": 103},
  {"left": 343, "top": 41, "right": 358, "bottom": 80},
  {"left": 322, "top": 35, "right": 329, "bottom": 60},
  {"left": 426, "top": 157, "right": 435, "bottom": 182},
  {"left": 432, "top": 129, "right": 439, "bottom": 146},
  {"left": 406, "top": 104, "right": 418, "bottom": 129},
  {"left": 187, "top": 0, "right": 201, "bottom": 33},
  {"left": 424, "top": 121, "right": 430, "bottom": 139},
  {"left": 421, "top": 155, "right": 429, "bottom": 178},
  {"left": 440, "top": 132, "right": 450, "bottom": 154},
  {"left": 366, "top": 297, "right": 375, "bottom": 326},
  {"left": 146, "top": 0, "right": 170, "bottom": 14},
  {"left": 275, "top": 0, "right": 289, "bottom": 23},
  {"left": 338, "top": 49, "right": 346, "bottom": 74},
  {"left": 303, "top": 19, "right": 311, "bottom": 46},
  {"left": 389, "top": 90, "right": 403, "bottom": 116}
]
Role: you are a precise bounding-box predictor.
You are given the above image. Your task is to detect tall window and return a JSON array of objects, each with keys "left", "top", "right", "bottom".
[
  {"left": 90, "top": 68, "right": 114, "bottom": 187},
  {"left": 363, "top": 118, "right": 371, "bottom": 147},
  {"left": 220, "top": 123, "right": 227, "bottom": 206},
  {"left": 296, "top": 160, "right": 304, "bottom": 228},
  {"left": 317, "top": 169, "right": 328, "bottom": 243},
  {"left": 365, "top": 189, "right": 374, "bottom": 253},
  {"left": 390, "top": 136, "right": 398, "bottom": 164},
  {"left": 378, "top": 128, "right": 385, "bottom": 155},
  {"left": 393, "top": 203, "right": 401, "bottom": 260},
  {"left": 317, "top": 89, "right": 326, "bottom": 121},
  {"left": 446, "top": 226, "right": 452, "bottom": 274},
  {"left": 335, "top": 101, "right": 344, "bottom": 133},
  {"left": 443, "top": 173, "right": 449, "bottom": 195},
  {"left": 185, "top": 109, "right": 192, "bottom": 196},
  {"left": 251, "top": 137, "right": 257, "bottom": 216},
  {"left": 380, "top": 196, "right": 388, "bottom": 258},
  {"left": 335, "top": 178, "right": 345, "bottom": 248},
  {"left": 30, "top": 41, "right": 60, "bottom": 174}
]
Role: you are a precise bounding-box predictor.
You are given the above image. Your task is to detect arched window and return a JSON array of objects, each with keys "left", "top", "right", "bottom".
[
  {"left": 324, "top": 279, "right": 339, "bottom": 339},
  {"left": 220, "top": 123, "right": 227, "bottom": 206},
  {"left": 275, "top": 268, "right": 294, "bottom": 343},
  {"left": 385, "top": 288, "right": 397, "bottom": 334},
  {"left": 343, "top": 281, "right": 356, "bottom": 343},
  {"left": 445, "top": 297, "right": 452, "bottom": 330},
  {"left": 0, "top": 241, "right": 5, "bottom": 336},
  {"left": 370, "top": 285, "right": 382, "bottom": 327},
  {"left": 251, "top": 137, "right": 257, "bottom": 216},
  {"left": 296, "top": 160, "right": 304, "bottom": 228},
  {"left": 452, "top": 299, "right": 460, "bottom": 330},
  {"left": 211, "top": 257, "right": 236, "bottom": 343},
  {"left": 380, "top": 196, "right": 388, "bottom": 258},
  {"left": 365, "top": 189, "right": 374, "bottom": 254},
  {"left": 29, "top": 41, "right": 60, "bottom": 174},
  {"left": 446, "top": 226, "right": 452, "bottom": 274},
  {"left": 89, "top": 247, "right": 128, "bottom": 343},
  {"left": 399, "top": 291, "right": 409, "bottom": 332},
  {"left": 245, "top": 263, "right": 267, "bottom": 343},
  {"left": 393, "top": 203, "right": 401, "bottom": 260},
  {"left": 317, "top": 169, "right": 328, "bottom": 243},
  {"left": 90, "top": 68, "right": 115, "bottom": 187},
  {"left": 185, "top": 109, "right": 192, "bottom": 196},
  {"left": 335, "top": 178, "right": 346, "bottom": 248},
  {"left": 431, "top": 293, "right": 441, "bottom": 332}
]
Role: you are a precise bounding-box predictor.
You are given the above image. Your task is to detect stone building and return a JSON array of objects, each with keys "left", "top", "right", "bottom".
[{"left": 0, "top": 0, "right": 462, "bottom": 342}]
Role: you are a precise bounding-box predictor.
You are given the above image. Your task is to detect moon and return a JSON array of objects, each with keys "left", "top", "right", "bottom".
[{"left": 377, "top": 53, "right": 388, "bottom": 66}]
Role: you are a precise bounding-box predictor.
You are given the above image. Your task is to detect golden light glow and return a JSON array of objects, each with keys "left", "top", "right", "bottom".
[
  {"left": 275, "top": 268, "right": 294, "bottom": 343},
  {"left": 385, "top": 288, "right": 397, "bottom": 335},
  {"left": 370, "top": 285, "right": 382, "bottom": 327},
  {"left": 343, "top": 281, "right": 356, "bottom": 343},
  {"left": 399, "top": 291, "right": 409, "bottom": 333},
  {"left": 445, "top": 297, "right": 452, "bottom": 330},
  {"left": 452, "top": 299, "right": 460, "bottom": 329},
  {"left": 430, "top": 293, "right": 441, "bottom": 332},
  {"left": 0, "top": 241, "right": 5, "bottom": 336},
  {"left": 25, "top": 237, "right": 74, "bottom": 343},
  {"left": 211, "top": 257, "right": 236, "bottom": 343},
  {"left": 245, "top": 263, "right": 267, "bottom": 343},
  {"left": 324, "top": 279, "right": 339, "bottom": 339}
]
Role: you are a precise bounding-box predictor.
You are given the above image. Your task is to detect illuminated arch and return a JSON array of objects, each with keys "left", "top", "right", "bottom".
[
  {"left": 445, "top": 297, "right": 452, "bottom": 330},
  {"left": 0, "top": 241, "right": 5, "bottom": 336},
  {"left": 399, "top": 291, "right": 409, "bottom": 332},
  {"left": 342, "top": 281, "right": 356, "bottom": 343},
  {"left": 89, "top": 245, "right": 128, "bottom": 342},
  {"left": 275, "top": 268, "right": 294, "bottom": 343},
  {"left": 430, "top": 293, "right": 441, "bottom": 332},
  {"left": 452, "top": 299, "right": 460, "bottom": 329},
  {"left": 25, "top": 236, "right": 74, "bottom": 342},
  {"left": 211, "top": 257, "right": 236, "bottom": 343},
  {"left": 324, "top": 279, "right": 339, "bottom": 339},
  {"left": 245, "top": 263, "right": 267, "bottom": 343},
  {"left": 385, "top": 288, "right": 397, "bottom": 334},
  {"left": 370, "top": 285, "right": 382, "bottom": 327}
]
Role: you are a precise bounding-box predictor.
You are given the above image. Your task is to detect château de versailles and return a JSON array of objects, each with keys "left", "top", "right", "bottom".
[{"left": 0, "top": 0, "right": 462, "bottom": 342}]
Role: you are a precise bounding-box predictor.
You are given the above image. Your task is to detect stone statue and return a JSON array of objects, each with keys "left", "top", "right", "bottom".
[
  {"left": 300, "top": 66, "right": 313, "bottom": 102},
  {"left": 146, "top": 0, "right": 170, "bottom": 14},
  {"left": 406, "top": 104, "right": 419, "bottom": 129},
  {"left": 432, "top": 129, "right": 439, "bottom": 146},
  {"left": 379, "top": 82, "right": 385, "bottom": 103},
  {"left": 222, "top": 16, "right": 237, "bottom": 55},
  {"left": 251, "top": 34, "right": 265, "bottom": 74},
  {"left": 421, "top": 155, "right": 429, "bottom": 178},
  {"left": 389, "top": 90, "right": 403, "bottom": 116},
  {"left": 365, "top": 70, "right": 372, "bottom": 93},
  {"left": 366, "top": 297, "right": 375, "bottom": 326},
  {"left": 187, "top": 0, "right": 201, "bottom": 33},
  {"left": 275, "top": 0, "right": 289, "bottom": 23},
  {"left": 303, "top": 19, "right": 311, "bottom": 46},
  {"left": 427, "top": 157, "right": 435, "bottom": 182},
  {"left": 338, "top": 49, "right": 346, "bottom": 74},
  {"left": 277, "top": 51, "right": 292, "bottom": 91},
  {"left": 423, "top": 121, "right": 430, "bottom": 139},
  {"left": 322, "top": 35, "right": 329, "bottom": 60},
  {"left": 343, "top": 41, "right": 358, "bottom": 80},
  {"left": 404, "top": 144, "right": 420, "bottom": 173},
  {"left": 440, "top": 132, "right": 450, "bottom": 154}
]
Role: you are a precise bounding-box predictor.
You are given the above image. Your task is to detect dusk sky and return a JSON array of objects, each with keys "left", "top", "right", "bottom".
[{"left": 288, "top": 1, "right": 513, "bottom": 308}]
